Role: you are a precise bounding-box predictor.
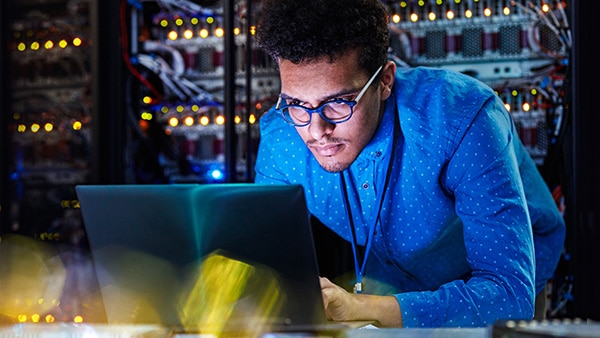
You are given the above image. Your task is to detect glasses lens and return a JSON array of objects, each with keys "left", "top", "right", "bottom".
[
  {"left": 281, "top": 100, "right": 354, "bottom": 126},
  {"left": 322, "top": 101, "right": 353, "bottom": 122},
  {"left": 285, "top": 106, "right": 311, "bottom": 125}
]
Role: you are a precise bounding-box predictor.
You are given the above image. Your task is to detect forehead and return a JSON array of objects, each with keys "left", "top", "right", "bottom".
[{"left": 278, "top": 52, "right": 366, "bottom": 102}]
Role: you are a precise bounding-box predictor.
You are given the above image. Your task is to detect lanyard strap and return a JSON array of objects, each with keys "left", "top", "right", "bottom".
[{"left": 340, "top": 109, "right": 399, "bottom": 294}]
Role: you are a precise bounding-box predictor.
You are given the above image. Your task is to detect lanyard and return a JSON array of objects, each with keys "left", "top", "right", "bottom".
[{"left": 340, "top": 109, "right": 399, "bottom": 294}]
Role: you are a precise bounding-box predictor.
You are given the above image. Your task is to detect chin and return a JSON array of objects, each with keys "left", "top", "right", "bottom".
[{"left": 317, "top": 156, "right": 350, "bottom": 173}]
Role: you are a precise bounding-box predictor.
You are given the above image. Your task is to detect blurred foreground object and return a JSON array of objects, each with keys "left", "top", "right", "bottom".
[{"left": 0, "top": 234, "right": 66, "bottom": 323}]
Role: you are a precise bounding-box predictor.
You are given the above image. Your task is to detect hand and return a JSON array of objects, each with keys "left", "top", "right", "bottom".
[
  {"left": 319, "top": 276, "right": 355, "bottom": 322},
  {"left": 319, "top": 276, "right": 403, "bottom": 327}
]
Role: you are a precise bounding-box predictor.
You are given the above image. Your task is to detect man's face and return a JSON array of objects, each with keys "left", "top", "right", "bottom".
[{"left": 278, "top": 52, "right": 394, "bottom": 172}]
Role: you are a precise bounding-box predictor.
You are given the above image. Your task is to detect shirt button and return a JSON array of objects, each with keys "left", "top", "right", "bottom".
[
  {"left": 375, "top": 151, "right": 382, "bottom": 157},
  {"left": 362, "top": 182, "right": 369, "bottom": 189}
]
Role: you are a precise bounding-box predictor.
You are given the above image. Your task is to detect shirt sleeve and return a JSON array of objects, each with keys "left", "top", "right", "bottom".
[
  {"left": 396, "top": 96, "right": 536, "bottom": 327},
  {"left": 516, "top": 139, "right": 566, "bottom": 295}
]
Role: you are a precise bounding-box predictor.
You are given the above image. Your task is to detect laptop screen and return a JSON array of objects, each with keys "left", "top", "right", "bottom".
[{"left": 76, "top": 183, "right": 331, "bottom": 334}]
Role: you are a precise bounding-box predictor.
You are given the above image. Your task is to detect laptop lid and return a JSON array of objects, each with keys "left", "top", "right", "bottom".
[{"left": 76, "top": 183, "right": 335, "bottom": 334}]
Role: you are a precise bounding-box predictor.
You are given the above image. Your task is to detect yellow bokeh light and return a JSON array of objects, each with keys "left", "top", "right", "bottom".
[
  {"left": 522, "top": 102, "right": 531, "bottom": 112},
  {"left": 44, "top": 40, "right": 54, "bottom": 49},
  {"left": 31, "top": 123, "right": 40, "bottom": 133},
  {"left": 45, "top": 314, "right": 55, "bottom": 323},
  {"left": 428, "top": 12, "right": 436, "bottom": 21},
  {"left": 215, "top": 115, "right": 225, "bottom": 125},
  {"left": 179, "top": 252, "right": 283, "bottom": 333},
  {"left": 160, "top": 19, "right": 169, "bottom": 27},
  {"left": 169, "top": 117, "right": 179, "bottom": 127},
  {"left": 72, "top": 37, "right": 82, "bottom": 47},
  {"left": 392, "top": 14, "right": 401, "bottom": 23},
  {"left": 175, "top": 18, "right": 184, "bottom": 26},
  {"left": 176, "top": 105, "right": 185, "bottom": 113},
  {"left": 32, "top": 314, "right": 41, "bottom": 323},
  {"left": 59, "top": 39, "right": 68, "bottom": 48},
  {"left": 410, "top": 13, "right": 419, "bottom": 22},
  {"left": 18, "top": 124, "right": 27, "bottom": 133},
  {"left": 214, "top": 28, "right": 224, "bottom": 38},
  {"left": 200, "top": 116, "right": 210, "bottom": 126},
  {"left": 168, "top": 30, "right": 178, "bottom": 40},
  {"left": 72, "top": 120, "right": 82, "bottom": 131},
  {"left": 30, "top": 41, "right": 40, "bottom": 50},
  {"left": 504, "top": 103, "right": 511, "bottom": 112},
  {"left": 542, "top": 3, "right": 550, "bottom": 12},
  {"left": 484, "top": 8, "right": 492, "bottom": 16},
  {"left": 141, "top": 112, "right": 153, "bottom": 121},
  {"left": 465, "top": 9, "right": 473, "bottom": 18},
  {"left": 199, "top": 28, "right": 209, "bottom": 38},
  {"left": 234, "top": 115, "right": 241, "bottom": 124},
  {"left": 184, "top": 116, "right": 194, "bottom": 126},
  {"left": 17, "top": 42, "right": 26, "bottom": 51},
  {"left": 44, "top": 123, "right": 53, "bottom": 132},
  {"left": 446, "top": 10, "right": 455, "bottom": 20},
  {"left": 73, "top": 315, "right": 84, "bottom": 323},
  {"left": 249, "top": 114, "right": 256, "bottom": 124},
  {"left": 183, "top": 29, "right": 194, "bottom": 39}
]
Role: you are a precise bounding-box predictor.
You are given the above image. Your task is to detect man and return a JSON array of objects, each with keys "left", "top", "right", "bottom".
[{"left": 253, "top": 0, "right": 566, "bottom": 328}]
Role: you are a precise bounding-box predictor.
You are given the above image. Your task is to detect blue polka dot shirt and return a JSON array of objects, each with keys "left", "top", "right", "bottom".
[{"left": 254, "top": 67, "right": 565, "bottom": 328}]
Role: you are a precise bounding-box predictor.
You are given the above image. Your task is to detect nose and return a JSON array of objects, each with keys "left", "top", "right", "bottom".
[{"left": 307, "top": 113, "right": 334, "bottom": 140}]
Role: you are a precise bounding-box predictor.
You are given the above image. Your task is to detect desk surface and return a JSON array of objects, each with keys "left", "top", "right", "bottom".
[
  {"left": 1, "top": 324, "right": 489, "bottom": 337},
  {"left": 2, "top": 321, "right": 599, "bottom": 338},
  {"left": 348, "top": 327, "right": 488, "bottom": 338}
]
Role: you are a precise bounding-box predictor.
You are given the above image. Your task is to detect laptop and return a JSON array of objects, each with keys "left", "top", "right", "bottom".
[{"left": 76, "top": 183, "right": 355, "bottom": 335}]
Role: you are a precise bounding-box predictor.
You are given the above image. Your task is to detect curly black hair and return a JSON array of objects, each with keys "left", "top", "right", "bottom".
[{"left": 255, "top": 0, "right": 389, "bottom": 74}]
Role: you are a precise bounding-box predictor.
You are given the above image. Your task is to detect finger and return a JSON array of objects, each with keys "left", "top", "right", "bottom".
[{"left": 319, "top": 276, "right": 334, "bottom": 289}]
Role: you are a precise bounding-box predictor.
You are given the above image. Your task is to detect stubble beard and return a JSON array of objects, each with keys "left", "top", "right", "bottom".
[{"left": 319, "top": 159, "right": 348, "bottom": 173}]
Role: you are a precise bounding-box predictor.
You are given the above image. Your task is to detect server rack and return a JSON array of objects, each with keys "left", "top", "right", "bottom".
[
  {"left": 1, "top": 0, "right": 127, "bottom": 238},
  {"left": 117, "top": 0, "right": 278, "bottom": 186},
  {"left": 0, "top": 0, "right": 123, "bottom": 324},
  {"left": 1, "top": 0, "right": 93, "bottom": 245},
  {"left": 569, "top": 0, "right": 600, "bottom": 321}
]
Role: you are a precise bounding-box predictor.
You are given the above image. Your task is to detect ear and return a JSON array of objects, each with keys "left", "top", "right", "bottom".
[{"left": 380, "top": 61, "right": 396, "bottom": 100}]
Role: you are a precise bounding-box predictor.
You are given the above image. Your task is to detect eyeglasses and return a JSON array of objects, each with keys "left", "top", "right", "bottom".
[{"left": 275, "top": 65, "right": 383, "bottom": 127}]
